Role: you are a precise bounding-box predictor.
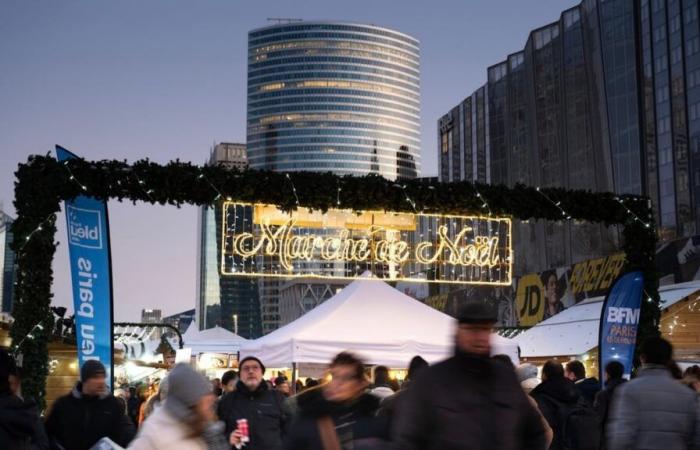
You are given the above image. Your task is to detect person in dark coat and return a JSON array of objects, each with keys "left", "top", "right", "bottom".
[
  {"left": 285, "top": 352, "right": 390, "bottom": 450},
  {"left": 565, "top": 360, "right": 600, "bottom": 404},
  {"left": 0, "top": 349, "right": 49, "bottom": 450},
  {"left": 217, "top": 356, "right": 291, "bottom": 450},
  {"left": 377, "top": 356, "right": 427, "bottom": 428},
  {"left": 45, "top": 360, "right": 136, "bottom": 450},
  {"left": 531, "top": 361, "right": 581, "bottom": 450},
  {"left": 593, "top": 360, "right": 626, "bottom": 450},
  {"left": 393, "top": 301, "right": 547, "bottom": 450}
]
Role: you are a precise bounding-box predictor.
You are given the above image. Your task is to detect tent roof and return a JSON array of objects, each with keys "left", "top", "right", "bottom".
[
  {"left": 241, "top": 272, "right": 518, "bottom": 367},
  {"left": 182, "top": 324, "right": 247, "bottom": 354},
  {"left": 514, "top": 280, "right": 700, "bottom": 358}
]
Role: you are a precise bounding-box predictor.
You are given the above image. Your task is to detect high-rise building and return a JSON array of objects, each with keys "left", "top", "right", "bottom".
[
  {"left": 162, "top": 308, "right": 195, "bottom": 334},
  {"left": 0, "top": 211, "right": 16, "bottom": 314},
  {"left": 246, "top": 22, "right": 422, "bottom": 333},
  {"left": 437, "top": 0, "right": 700, "bottom": 275},
  {"left": 196, "top": 143, "right": 263, "bottom": 338}
]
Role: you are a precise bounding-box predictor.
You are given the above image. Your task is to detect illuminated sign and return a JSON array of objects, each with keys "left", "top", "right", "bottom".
[{"left": 221, "top": 202, "right": 512, "bottom": 285}]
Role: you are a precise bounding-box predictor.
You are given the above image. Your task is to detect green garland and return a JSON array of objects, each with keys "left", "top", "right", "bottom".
[{"left": 9, "top": 155, "right": 660, "bottom": 407}]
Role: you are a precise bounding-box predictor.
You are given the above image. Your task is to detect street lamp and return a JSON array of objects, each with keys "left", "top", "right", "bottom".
[{"left": 232, "top": 314, "right": 238, "bottom": 335}]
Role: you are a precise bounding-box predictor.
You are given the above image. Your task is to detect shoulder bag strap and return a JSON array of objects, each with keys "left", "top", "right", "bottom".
[{"left": 316, "top": 416, "right": 342, "bottom": 450}]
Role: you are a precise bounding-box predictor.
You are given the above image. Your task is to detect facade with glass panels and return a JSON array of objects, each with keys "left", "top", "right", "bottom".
[
  {"left": 196, "top": 144, "right": 263, "bottom": 338},
  {"left": 247, "top": 22, "right": 421, "bottom": 180},
  {"left": 247, "top": 22, "right": 421, "bottom": 333},
  {"left": 0, "top": 212, "right": 16, "bottom": 314}
]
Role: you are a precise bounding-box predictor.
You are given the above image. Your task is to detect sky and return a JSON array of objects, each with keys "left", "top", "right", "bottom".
[{"left": 0, "top": 0, "right": 577, "bottom": 321}]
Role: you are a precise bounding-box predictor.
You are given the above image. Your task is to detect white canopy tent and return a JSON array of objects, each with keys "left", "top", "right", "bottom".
[
  {"left": 240, "top": 273, "right": 519, "bottom": 368},
  {"left": 182, "top": 324, "right": 248, "bottom": 354}
]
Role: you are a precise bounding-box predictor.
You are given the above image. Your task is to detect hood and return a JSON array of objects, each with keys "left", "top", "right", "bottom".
[
  {"left": 72, "top": 381, "right": 109, "bottom": 400},
  {"left": 532, "top": 377, "right": 579, "bottom": 404},
  {"left": 235, "top": 379, "right": 269, "bottom": 397},
  {"left": 296, "top": 386, "right": 380, "bottom": 418},
  {"left": 0, "top": 392, "right": 38, "bottom": 439}
]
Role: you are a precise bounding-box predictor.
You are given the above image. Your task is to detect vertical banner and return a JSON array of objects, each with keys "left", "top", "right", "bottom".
[
  {"left": 57, "top": 146, "right": 114, "bottom": 388},
  {"left": 598, "top": 271, "right": 644, "bottom": 380}
]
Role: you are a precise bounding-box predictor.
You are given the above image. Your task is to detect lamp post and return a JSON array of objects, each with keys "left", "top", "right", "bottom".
[{"left": 232, "top": 314, "right": 238, "bottom": 335}]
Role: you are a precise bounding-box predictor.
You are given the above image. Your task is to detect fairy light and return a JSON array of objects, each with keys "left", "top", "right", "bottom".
[
  {"left": 535, "top": 187, "right": 571, "bottom": 220},
  {"left": 472, "top": 186, "right": 492, "bottom": 216},
  {"left": 132, "top": 173, "right": 154, "bottom": 201},
  {"left": 615, "top": 197, "right": 651, "bottom": 229},
  {"left": 62, "top": 160, "right": 88, "bottom": 191},
  {"left": 18, "top": 214, "right": 56, "bottom": 253},
  {"left": 285, "top": 174, "right": 301, "bottom": 206},
  {"left": 393, "top": 184, "right": 417, "bottom": 212},
  {"left": 198, "top": 171, "right": 223, "bottom": 201}
]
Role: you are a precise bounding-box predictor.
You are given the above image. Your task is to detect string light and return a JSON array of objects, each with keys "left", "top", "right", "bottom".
[
  {"left": 62, "top": 161, "right": 88, "bottom": 191},
  {"left": 18, "top": 214, "right": 56, "bottom": 253},
  {"left": 472, "top": 186, "right": 492, "bottom": 216},
  {"left": 535, "top": 187, "right": 571, "bottom": 220},
  {"left": 12, "top": 322, "right": 45, "bottom": 357},
  {"left": 132, "top": 174, "right": 154, "bottom": 201},
  {"left": 198, "top": 172, "right": 223, "bottom": 201},
  {"left": 615, "top": 197, "right": 652, "bottom": 229},
  {"left": 285, "top": 174, "right": 301, "bottom": 206},
  {"left": 336, "top": 181, "right": 342, "bottom": 206},
  {"left": 392, "top": 184, "right": 417, "bottom": 212}
]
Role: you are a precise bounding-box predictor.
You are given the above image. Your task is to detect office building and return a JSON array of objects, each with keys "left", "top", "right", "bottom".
[
  {"left": 197, "top": 144, "right": 263, "bottom": 338},
  {"left": 0, "top": 211, "right": 16, "bottom": 314},
  {"left": 247, "top": 22, "right": 422, "bottom": 333}
]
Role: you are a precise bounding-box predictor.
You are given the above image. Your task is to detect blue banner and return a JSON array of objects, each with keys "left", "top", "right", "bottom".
[
  {"left": 57, "top": 146, "right": 114, "bottom": 387},
  {"left": 598, "top": 271, "right": 644, "bottom": 380}
]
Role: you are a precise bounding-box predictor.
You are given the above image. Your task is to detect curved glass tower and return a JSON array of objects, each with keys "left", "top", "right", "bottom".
[{"left": 247, "top": 22, "right": 420, "bottom": 180}]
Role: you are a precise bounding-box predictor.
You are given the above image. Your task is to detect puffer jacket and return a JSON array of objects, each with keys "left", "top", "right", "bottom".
[
  {"left": 128, "top": 406, "right": 206, "bottom": 450},
  {"left": 45, "top": 382, "right": 135, "bottom": 450},
  {"left": 216, "top": 380, "right": 292, "bottom": 450},
  {"left": 607, "top": 365, "right": 700, "bottom": 450},
  {"left": 392, "top": 350, "right": 547, "bottom": 450},
  {"left": 285, "top": 386, "right": 390, "bottom": 450}
]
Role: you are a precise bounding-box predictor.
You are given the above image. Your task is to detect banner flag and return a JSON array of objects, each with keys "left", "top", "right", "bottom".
[
  {"left": 57, "top": 145, "right": 114, "bottom": 387},
  {"left": 598, "top": 271, "right": 644, "bottom": 380}
]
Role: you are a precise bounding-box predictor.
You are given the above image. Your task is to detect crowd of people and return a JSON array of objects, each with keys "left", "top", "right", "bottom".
[{"left": 1, "top": 301, "right": 700, "bottom": 449}]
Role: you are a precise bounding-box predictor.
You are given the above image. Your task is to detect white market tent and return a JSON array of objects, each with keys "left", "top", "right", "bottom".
[
  {"left": 513, "top": 280, "right": 700, "bottom": 358},
  {"left": 240, "top": 272, "right": 519, "bottom": 368},
  {"left": 182, "top": 324, "right": 248, "bottom": 354}
]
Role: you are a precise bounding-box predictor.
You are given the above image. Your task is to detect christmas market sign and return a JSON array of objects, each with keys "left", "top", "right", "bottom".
[{"left": 222, "top": 202, "right": 512, "bottom": 285}]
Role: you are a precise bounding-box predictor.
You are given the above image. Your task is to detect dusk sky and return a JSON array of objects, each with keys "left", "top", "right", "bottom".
[{"left": 1, "top": 0, "right": 576, "bottom": 321}]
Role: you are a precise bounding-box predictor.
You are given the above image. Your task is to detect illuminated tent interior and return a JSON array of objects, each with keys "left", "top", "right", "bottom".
[{"left": 240, "top": 272, "right": 519, "bottom": 369}]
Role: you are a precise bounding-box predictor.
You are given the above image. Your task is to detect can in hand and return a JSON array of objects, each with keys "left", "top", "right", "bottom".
[{"left": 237, "top": 418, "right": 250, "bottom": 443}]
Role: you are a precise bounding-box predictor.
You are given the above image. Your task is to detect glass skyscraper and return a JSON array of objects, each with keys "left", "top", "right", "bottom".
[
  {"left": 196, "top": 143, "right": 262, "bottom": 338},
  {"left": 246, "top": 22, "right": 421, "bottom": 332},
  {"left": 0, "top": 211, "right": 16, "bottom": 314},
  {"left": 247, "top": 22, "right": 421, "bottom": 180}
]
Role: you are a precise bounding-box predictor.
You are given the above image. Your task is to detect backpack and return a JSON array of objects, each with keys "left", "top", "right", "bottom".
[{"left": 558, "top": 396, "right": 601, "bottom": 450}]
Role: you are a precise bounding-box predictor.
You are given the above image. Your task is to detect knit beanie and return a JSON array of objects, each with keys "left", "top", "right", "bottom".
[
  {"left": 163, "top": 363, "right": 211, "bottom": 423},
  {"left": 239, "top": 356, "right": 266, "bottom": 374},
  {"left": 81, "top": 360, "right": 106, "bottom": 382}
]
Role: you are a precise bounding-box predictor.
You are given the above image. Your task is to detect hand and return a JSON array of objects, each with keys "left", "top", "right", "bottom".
[{"left": 230, "top": 429, "right": 243, "bottom": 446}]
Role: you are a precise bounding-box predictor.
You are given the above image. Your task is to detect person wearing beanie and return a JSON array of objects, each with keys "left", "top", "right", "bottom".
[
  {"left": 129, "top": 364, "right": 229, "bottom": 450},
  {"left": 393, "top": 301, "right": 547, "bottom": 450},
  {"left": 217, "top": 355, "right": 291, "bottom": 450},
  {"left": 45, "top": 359, "right": 135, "bottom": 450},
  {"left": 516, "top": 363, "right": 541, "bottom": 394}
]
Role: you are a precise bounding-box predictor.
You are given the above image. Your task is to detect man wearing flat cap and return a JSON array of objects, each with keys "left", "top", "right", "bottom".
[
  {"left": 217, "top": 355, "right": 291, "bottom": 450},
  {"left": 46, "top": 360, "right": 135, "bottom": 450},
  {"left": 393, "top": 300, "right": 547, "bottom": 450}
]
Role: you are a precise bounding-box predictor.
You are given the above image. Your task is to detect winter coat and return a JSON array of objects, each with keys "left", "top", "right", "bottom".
[
  {"left": 0, "top": 391, "right": 49, "bottom": 450},
  {"left": 45, "top": 382, "right": 136, "bottom": 450},
  {"left": 392, "top": 350, "right": 547, "bottom": 450},
  {"left": 128, "top": 406, "right": 207, "bottom": 450},
  {"left": 285, "top": 386, "right": 390, "bottom": 450},
  {"left": 216, "top": 380, "right": 291, "bottom": 450},
  {"left": 594, "top": 377, "right": 626, "bottom": 450},
  {"left": 607, "top": 365, "right": 700, "bottom": 450},
  {"left": 530, "top": 377, "right": 580, "bottom": 450},
  {"left": 575, "top": 377, "right": 601, "bottom": 405}
]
